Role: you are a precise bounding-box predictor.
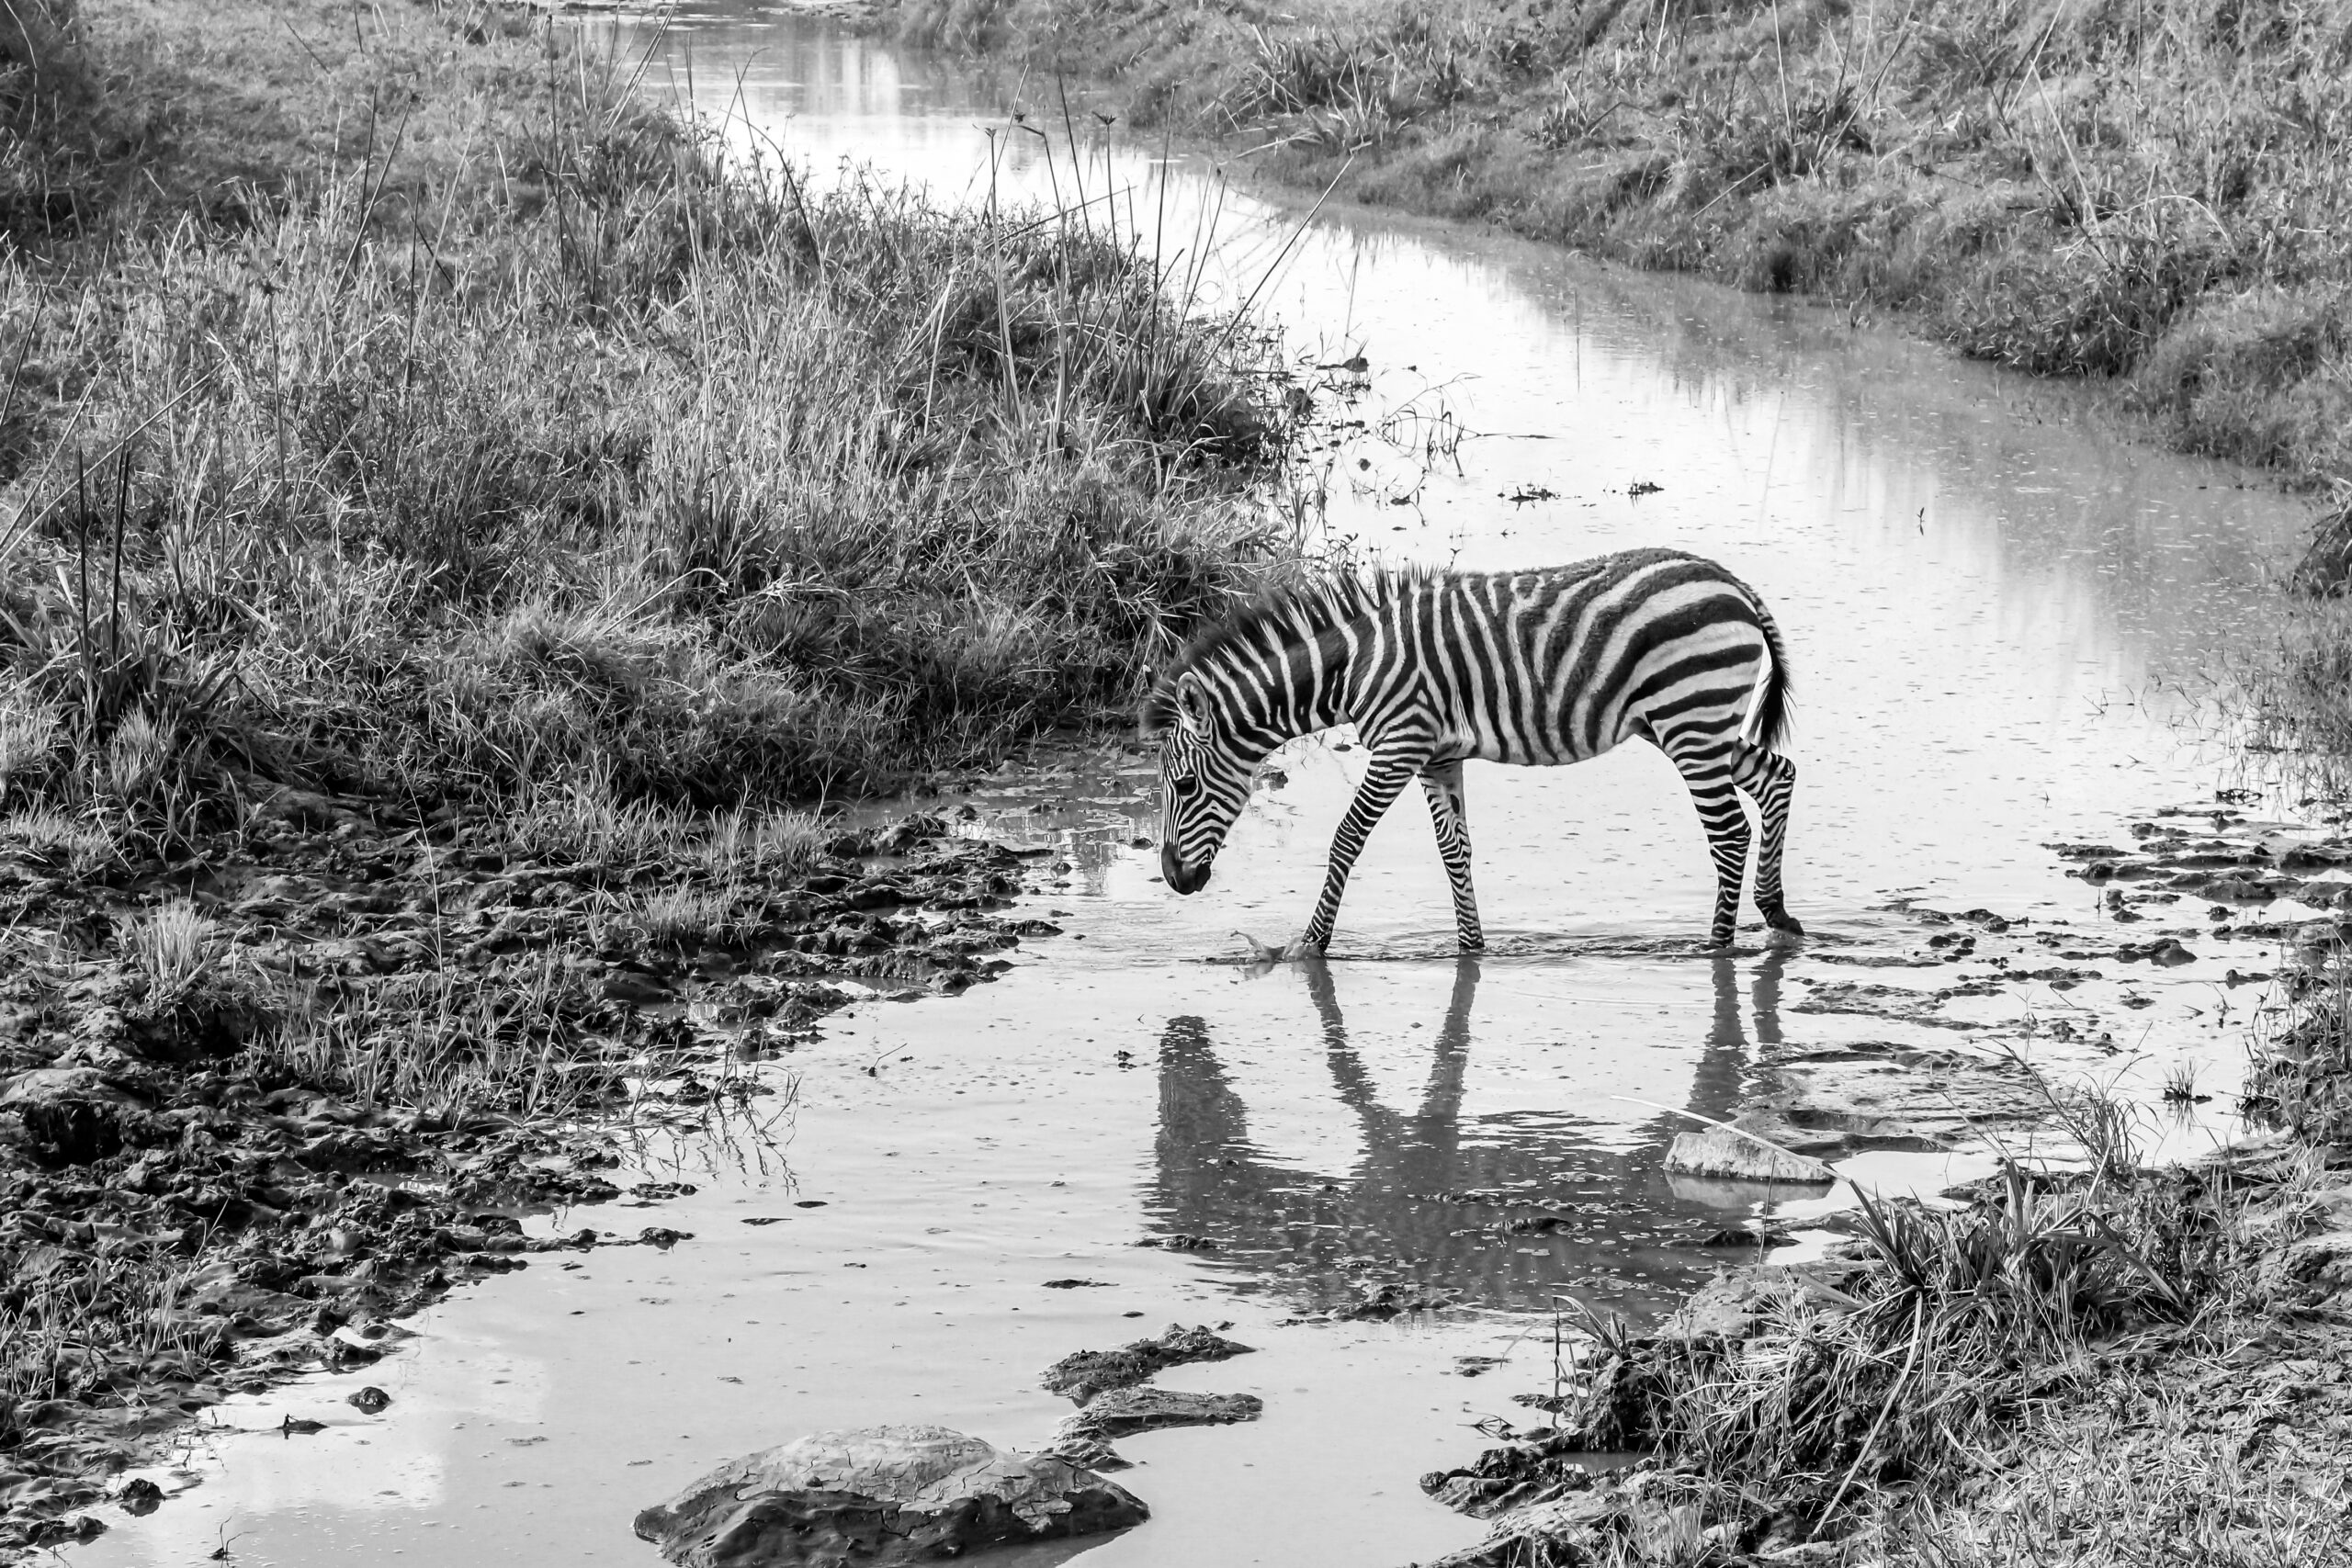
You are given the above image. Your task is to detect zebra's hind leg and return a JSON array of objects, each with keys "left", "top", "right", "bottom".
[
  {"left": 1730, "top": 742, "right": 1803, "bottom": 937},
  {"left": 1419, "top": 761, "right": 1485, "bottom": 953},
  {"left": 1665, "top": 740, "right": 1753, "bottom": 950}
]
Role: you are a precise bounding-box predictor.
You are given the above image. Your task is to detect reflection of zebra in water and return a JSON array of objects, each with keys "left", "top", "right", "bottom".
[
  {"left": 1146, "top": 548, "right": 1801, "bottom": 953},
  {"left": 1148, "top": 953, "right": 1790, "bottom": 1313}
]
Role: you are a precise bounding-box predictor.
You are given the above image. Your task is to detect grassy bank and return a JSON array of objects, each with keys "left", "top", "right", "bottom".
[
  {"left": 3, "top": 0, "right": 1302, "bottom": 839},
  {"left": 893, "top": 0, "right": 2352, "bottom": 496}
]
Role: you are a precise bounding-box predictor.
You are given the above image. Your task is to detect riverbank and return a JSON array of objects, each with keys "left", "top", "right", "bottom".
[
  {"left": 1409, "top": 811, "right": 2352, "bottom": 1566},
  {"left": 890, "top": 0, "right": 2352, "bottom": 506},
  {"left": 0, "top": 0, "right": 1301, "bottom": 1551}
]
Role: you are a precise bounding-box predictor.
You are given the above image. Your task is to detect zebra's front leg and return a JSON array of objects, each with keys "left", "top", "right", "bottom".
[
  {"left": 1420, "top": 761, "right": 1485, "bottom": 953},
  {"left": 1297, "top": 751, "right": 1419, "bottom": 955}
]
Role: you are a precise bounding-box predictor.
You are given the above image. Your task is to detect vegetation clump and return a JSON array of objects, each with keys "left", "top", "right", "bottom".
[{"left": 896, "top": 0, "right": 2352, "bottom": 493}]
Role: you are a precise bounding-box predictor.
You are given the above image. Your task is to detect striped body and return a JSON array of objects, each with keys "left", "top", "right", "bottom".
[{"left": 1146, "top": 548, "right": 1801, "bottom": 952}]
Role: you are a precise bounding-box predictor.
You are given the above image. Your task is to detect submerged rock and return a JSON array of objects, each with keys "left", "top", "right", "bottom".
[{"left": 632, "top": 1425, "right": 1148, "bottom": 1566}]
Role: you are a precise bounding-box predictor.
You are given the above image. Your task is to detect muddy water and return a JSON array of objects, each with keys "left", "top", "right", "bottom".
[{"left": 72, "top": 10, "right": 2320, "bottom": 1568}]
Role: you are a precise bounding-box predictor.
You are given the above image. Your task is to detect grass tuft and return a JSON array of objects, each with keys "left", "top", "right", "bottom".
[{"left": 119, "top": 898, "right": 215, "bottom": 1003}]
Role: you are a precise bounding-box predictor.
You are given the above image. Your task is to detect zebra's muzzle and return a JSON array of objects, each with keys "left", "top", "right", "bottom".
[{"left": 1161, "top": 841, "right": 1212, "bottom": 895}]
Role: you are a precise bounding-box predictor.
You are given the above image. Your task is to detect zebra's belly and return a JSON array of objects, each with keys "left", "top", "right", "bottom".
[{"left": 1449, "top": 731, "right": 1618, "bottom": 770}]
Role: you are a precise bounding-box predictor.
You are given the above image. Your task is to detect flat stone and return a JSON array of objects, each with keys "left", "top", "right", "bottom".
[
  {"left": 1662, "top": 1126, "right": 1834, "bottom": 1185},
  {"left": 632, "top": 1425, "right": 1147, "bottom": 1566}
]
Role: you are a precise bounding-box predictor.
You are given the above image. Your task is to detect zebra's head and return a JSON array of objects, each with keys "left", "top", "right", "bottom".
[{"left": 1152, "top": 673, "right": 1251, "bottom": 897}]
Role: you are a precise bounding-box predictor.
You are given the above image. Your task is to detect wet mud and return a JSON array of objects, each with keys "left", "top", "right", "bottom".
[{"left": 0, "top": 808, "right": 1054, "bottom": 1555}]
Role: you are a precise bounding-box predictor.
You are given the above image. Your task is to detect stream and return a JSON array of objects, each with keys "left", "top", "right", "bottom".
[{"left": 72, "top": 7, "right": 2319, "bottom": 1565}]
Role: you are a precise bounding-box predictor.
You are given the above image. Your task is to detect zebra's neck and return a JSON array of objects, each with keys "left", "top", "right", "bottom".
[{"left": 1209, "top": 621, "right": 1359, "bottom": 755}]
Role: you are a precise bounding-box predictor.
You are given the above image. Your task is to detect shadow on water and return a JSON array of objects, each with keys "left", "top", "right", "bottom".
[{"left": 1147, "top": 950, "right": 1793, "bottom": 1320}]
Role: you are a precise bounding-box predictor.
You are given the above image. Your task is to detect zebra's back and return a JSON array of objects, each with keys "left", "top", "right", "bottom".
[{"left": 1374, "top": 550, "right": 1776, "bottom": 766}]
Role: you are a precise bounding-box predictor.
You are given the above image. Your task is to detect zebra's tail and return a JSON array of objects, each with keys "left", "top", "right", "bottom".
[{"left": 1747, "top": 592, "right": 1793, "bottom": 753}]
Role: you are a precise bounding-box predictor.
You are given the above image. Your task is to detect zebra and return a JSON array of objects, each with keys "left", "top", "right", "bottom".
[{"left": 1144, "top": 547, "right": 1800, "bottom": 955}]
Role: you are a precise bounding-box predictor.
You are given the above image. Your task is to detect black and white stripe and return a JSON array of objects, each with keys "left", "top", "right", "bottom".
[{"left": 1144, "top": 548, "right": 1800, "bottom": 952}]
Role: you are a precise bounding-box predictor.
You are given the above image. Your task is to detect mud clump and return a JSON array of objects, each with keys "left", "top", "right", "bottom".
[
  {"left": 0, "top": 807, "right": 1052, "bottom": 1557},
  {"left": 1039, "top": 1323, "right": 1254, "bottom": 1403},
  {"left": 1052, "top": 1387, "right": 1261, "bottom": 1443}
]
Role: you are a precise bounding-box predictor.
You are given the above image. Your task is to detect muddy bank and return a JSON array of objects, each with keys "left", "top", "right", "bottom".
[{"left": 0, "top": 804, "right": 1052, "bottom": 1557}]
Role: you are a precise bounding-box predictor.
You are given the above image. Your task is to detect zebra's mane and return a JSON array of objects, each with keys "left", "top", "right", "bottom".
[{"left": 1142, "top": 566, "right": 1428, "bottom": 734}]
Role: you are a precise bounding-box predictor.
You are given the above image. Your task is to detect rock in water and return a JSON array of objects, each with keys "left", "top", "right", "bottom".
[
  {"left": 1662, "top": 1125, "right": 1835, "bottom": 1185},
  {"left": 631, "top": 1425, "right": 1148, "bottom": 1566}
]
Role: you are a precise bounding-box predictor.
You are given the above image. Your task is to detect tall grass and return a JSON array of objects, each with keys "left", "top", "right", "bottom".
[
  {"left": 901, "top": 0, "right": 2352, "bottom": 494},
  {"left": 0, "top": 0, "right": 1302, "bottom": 840}
]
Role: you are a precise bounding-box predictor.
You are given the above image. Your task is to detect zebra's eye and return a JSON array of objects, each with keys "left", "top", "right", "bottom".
[{"left": 1171, "top": 773, "right": 1201, "bottom": 798}]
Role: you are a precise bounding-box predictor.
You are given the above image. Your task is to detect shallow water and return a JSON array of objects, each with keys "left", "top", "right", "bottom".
[{"left": 73, "top": 10, "right": 2320, "bottom": 1566}]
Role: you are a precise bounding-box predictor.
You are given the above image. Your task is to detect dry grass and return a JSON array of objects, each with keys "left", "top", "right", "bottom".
[
  {"left": 1890, "top": 1412, "right": 2352, "bottom": 1567},
  {"left": 900, "top": 0, "right": 2352, "bottom": 494},
  {"left": 0, "top": 0, "right": 1303, "bottom": 843}
]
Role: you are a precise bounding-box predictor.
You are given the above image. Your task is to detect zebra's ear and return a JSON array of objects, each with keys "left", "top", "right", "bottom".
[{"left": 1176, "top": 676, "right": 1214, "bottom": 735}]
